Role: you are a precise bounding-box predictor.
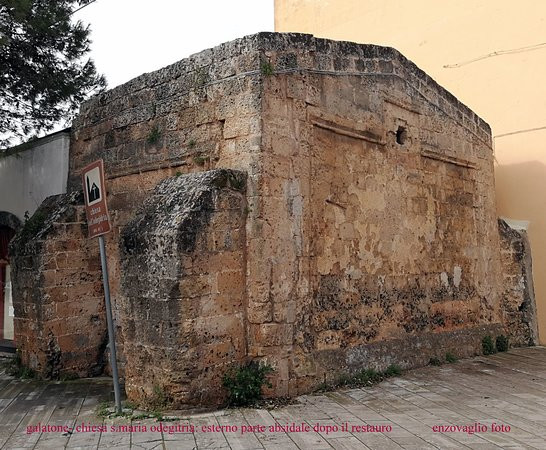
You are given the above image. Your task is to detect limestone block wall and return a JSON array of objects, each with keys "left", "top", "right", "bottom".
[
  {"left": 68, "top": 36, "right": 265, "bottom": 187},
  {"left": 245, "top": 34, "right": 504, "bottom": 394},
  {"left": 119, "top": 170, "right": 247, "bottom": 407},
  {"left": 10, "top": 192, "right": 107, "bottom": 378},
  {"left": 499, "top": 219, "right": 539, "bottom": 346}
]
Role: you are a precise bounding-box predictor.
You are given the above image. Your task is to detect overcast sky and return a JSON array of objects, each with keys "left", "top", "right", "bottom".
[{"left": 74, "top": 0, "right": 274, "bottom": 89}]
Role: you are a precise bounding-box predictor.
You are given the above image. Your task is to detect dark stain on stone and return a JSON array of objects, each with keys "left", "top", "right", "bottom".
[
  {"left": 311, "top": 272, "right": 486, "bottom": 349},
  {"left": 45, "top": 332, "right": 62, "bottom": 379}
]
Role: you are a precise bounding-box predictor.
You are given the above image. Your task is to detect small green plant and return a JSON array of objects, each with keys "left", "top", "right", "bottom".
[
  {"left": 228, "top": 172, "right": 245, "bottom": 191},
  {"left": 147, "top": 126, "right": 161, "bottom": 145},
  {"left": 20, "top": 210, "right": 46, "bottom": 241},
  {"left": 187, "top": 139, "right": 196, "bottom": 149},
  {"left": 223, "top": 361, "right": 273, "bottom": 406},
  {"left": 193, "top": 155, "right": 207, "bottom": 166},
  {"left": 97, "top": 399, "right": 168, "bottom": 421},
  {"left": 429, "top": 357, "right": 442, "bottom": 366},
  {"left": 354, "top": 368, "right": 381, "bottom": 385},
  {"left": 149, "top": 410, "right": 164, "bottom": 421},
  {"left": 123, "top": 400, "right": 137, "bottom": 410},
  {"left": 1, "top": 351, "right": 36, "bottom": 379},
  {"left": 496, "top": 335, "right": 509, "bottom": 352},
  {"left": 336, "top": 373, "right": 352, "bottom": 387},
  {"left": 316, "top": 382, "right": 330, "bottom": 391},
  {"left": 175, "top": 171, "right": 182, "bottom": 177},
  {"left": 193, "top": 68, "right": 209, "bottom": 88},
  {"left": 445, "top": 352, "right": 458, "bottom": 363},
  {"left": 60, "top": 371, "right": 79, "bottom": 381},
  {"left": 16, "top": 365, "right": 36, "bottom": 379},
  {"left": 97, "top": 401, "right": 110, "bottom": 418},
  {"left": 482, "top": 335, "right": 497, "bottom": 355},
  {"left": 317, "top": 365, "right": 403, "bottom": 392},
  {"left": 149, "top": 384, "right": 169, "bottom": 410},
  {"left": 384, "top": 364, "right": 402, "bottom": 377},
  {"left": 261, "top": 61, "right": 274, "bottom": 76}
]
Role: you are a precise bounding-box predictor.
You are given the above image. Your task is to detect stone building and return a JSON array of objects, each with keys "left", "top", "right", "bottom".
[{"left": 9, "top": 33, "right": 538, "bottom": 407}]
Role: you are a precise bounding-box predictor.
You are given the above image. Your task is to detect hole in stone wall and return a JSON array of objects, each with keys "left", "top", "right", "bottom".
[{"left": 396, "top": 126, "right": 407, "bottom": 145}]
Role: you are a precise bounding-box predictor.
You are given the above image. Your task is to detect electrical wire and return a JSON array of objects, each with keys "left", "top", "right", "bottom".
[
  {"left": 444, "top": 42, "right": 546, "bottom": 68},
  {"left": 494, "top": 125, "right": 546, "bottom": 139},
  {"left": 70, "top": 0, "right": 98, "bottom": 17}
]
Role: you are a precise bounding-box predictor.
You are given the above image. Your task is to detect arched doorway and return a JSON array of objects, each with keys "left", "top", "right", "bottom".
[{"left": 0, "top": 212, "right": 21, "bottom": 348}]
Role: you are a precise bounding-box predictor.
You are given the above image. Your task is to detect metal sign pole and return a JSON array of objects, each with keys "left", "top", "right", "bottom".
[
  {"left": 82, "top": 159, "right": 120, "bottom": 413},
  {"left": 98, "top": 235, "right": 122, "bottom": 414}
]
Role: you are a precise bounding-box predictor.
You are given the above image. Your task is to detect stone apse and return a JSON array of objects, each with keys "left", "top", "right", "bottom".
[{"left": 10, "top": 33, "right": 538, "bottom": 407}]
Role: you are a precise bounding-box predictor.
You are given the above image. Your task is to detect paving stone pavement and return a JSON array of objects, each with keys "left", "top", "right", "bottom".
[{"left": 1, "top": 347, "right": 546, "bottom": 449}]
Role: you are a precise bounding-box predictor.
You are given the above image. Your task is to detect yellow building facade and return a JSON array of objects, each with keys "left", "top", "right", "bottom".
[{"left": 275, "top": 0, "right": 546, "bottom": 344}]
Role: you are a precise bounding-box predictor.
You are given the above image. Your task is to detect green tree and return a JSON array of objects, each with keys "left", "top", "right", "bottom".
[{"left": 0, "top": 0, "right": 106, "bottom": 147}]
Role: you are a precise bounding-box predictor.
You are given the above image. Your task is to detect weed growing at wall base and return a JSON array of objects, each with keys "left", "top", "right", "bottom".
[
  {"left": 482, "top": 335, "right": 497, "bottom": 355},
  {"left": 496, "top": 335, "right": 509, "bottom": 352},
  {"left": 383, "top": 364, "right": 402, "bottom": 377},
  {"left": 1, "top": 351, "right": 36, "bottom": 379},
  {"left": 223, "top": 361, "right": 273, "bottom": 407},
  {"left": 318, "top": 364, "right": 403, "bottom": 391},
  {"left": 149, "top": 384, "right": 169, "bottom": 411},
  {"left": 96, "top": 400, "right": 168, "bottom": 421},
  {"left": 429, "top": 353, "right": 458, "bottom": 366}
]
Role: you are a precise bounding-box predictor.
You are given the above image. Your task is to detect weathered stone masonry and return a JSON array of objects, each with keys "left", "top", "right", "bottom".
[
  {"left": 10, "top": 192, "right": 106, "bottom": 378},
  {"left": 120, "top": 170, "right": 247, "bottom": 406},
  {"left": 10, "top": 33, "right": 538, "bottom": 406},
  {"left": 498, "top": 219, "right": 538, "bottom": 347}
]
